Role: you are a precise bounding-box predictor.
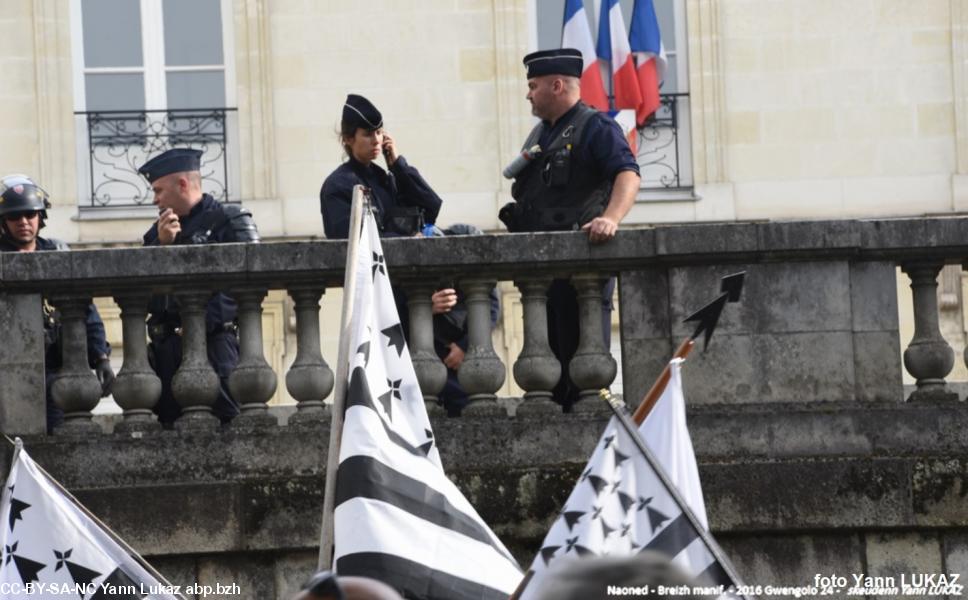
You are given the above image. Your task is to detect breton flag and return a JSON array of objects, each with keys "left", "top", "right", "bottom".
[
  {"left": 630, "top": 0, "right": 668, "bottom": 125},
  {"left": 562, "top": 0, "right": 609, "bottom": 111},
  {"left": 639, "top": 359, "right": 711, "bottom": 568},
  {"left": 597, "top": 0, "right": 643, "bottom": 111},
  {"left": 0, "top": 440, "right": 182, "bottom": 599},
  {"left": 517, "top": 363, "right": 745, "bottom": 599},
  {"left": 332, "top": 210, "right": 522, "bottom": 599}
]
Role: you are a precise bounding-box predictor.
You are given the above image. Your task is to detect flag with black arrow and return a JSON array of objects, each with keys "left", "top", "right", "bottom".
[{"left": 513, "top": 272, "right": 750, "bottom": 599}]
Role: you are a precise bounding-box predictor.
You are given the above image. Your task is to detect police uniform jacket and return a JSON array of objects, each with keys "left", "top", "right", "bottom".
[
  {"left": 507, "top": 102, "right": 640, "bottom": 232},
  {"left": 142, "top": 193, "right": 259, "bottom": 333},
  {"left": 0, "top": 236, "right": 110, "bottom": 371},
  {"left": 320, "top": 155, "right": 442, "bottom": 239}
]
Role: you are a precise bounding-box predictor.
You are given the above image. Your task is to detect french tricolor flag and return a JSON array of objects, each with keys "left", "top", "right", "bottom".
[
  {"left": 630, "top": 0, "right": 667, "bottom": 126},
  {"left": 597, "top": 0, "right": 643, "bottom": 111},
  {"left": 562, "top": 0, "right": 609, "bottom": 111}
]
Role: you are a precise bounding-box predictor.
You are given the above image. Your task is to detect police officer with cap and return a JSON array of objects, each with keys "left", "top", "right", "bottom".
[
  {"left": 0, "top": 174, "right": 114, "bottom": 432},
  {"left": 500, "top": 48, "right": 641, "bottom": 409},
  {"left": 320, "top": 93, "right": 442, "bottom": 239},
  {"left": 139, "top": 148, "right": 260, "bottom": 427}
]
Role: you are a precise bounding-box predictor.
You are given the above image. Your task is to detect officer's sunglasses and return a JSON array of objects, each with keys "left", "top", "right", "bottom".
[{"left": 3, "top": 211, "right": 40, "bottom": 222}]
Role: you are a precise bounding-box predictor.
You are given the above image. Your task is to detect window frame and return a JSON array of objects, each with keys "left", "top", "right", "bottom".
[{"left": 69, "top": 0, "right": 238, "bottom": 218}]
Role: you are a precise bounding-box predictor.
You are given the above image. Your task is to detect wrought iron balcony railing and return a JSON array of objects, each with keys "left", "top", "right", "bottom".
[
  {"left": 637, "top": 92, "right": 691, "bottom": 190},
  {"left": 74, "top": 108, "right": 237, "bottom": 209}
]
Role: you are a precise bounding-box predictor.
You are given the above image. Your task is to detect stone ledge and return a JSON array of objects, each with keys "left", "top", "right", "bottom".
[
  {"left": 11, "top": 401, "right": 968, "bottom": 489},
  {"left": 59, "top": 455, "right": 964, "bottom": 559},
  {"left": 6, "top": 216, "right": 968, "bottom": 290}
]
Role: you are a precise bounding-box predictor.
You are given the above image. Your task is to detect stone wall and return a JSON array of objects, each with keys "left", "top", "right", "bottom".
[
  {"left": 4, "top": 1, "right": 968, "bottom": 244},
  {"left": 2, "top": 219, "right": 968, "bottom": 598},
  {"left": 5, "top": 398, "right": 965, "bottom": 599}
]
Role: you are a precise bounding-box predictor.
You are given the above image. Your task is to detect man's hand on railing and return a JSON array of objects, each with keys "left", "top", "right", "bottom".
[{"left": 581, "top": 215, "right": 619, "bottom": 244}]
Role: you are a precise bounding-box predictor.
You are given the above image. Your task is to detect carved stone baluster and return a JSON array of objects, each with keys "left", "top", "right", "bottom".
[
  {"left": 902, "top": 262, "right": 957, "bottom": 401},
  {"left": 403, "top": 282, "right": 447, "bottom": 412},
  {"left": 229, "top": 289, "right": 278, "bottom": 425},
  {"left": 49, "top": 296, "right": 102, "bottom": 433},
  {"left": 513, "top": 277, "right": 561, "bottom": 416},
  {"left": 568, "top": 273, "right": 617, "bottom": 406},
  {"left": 112, "top": 292, "right": 161, "bottom": 431},
  {"left": 286, "top": 286, "right": 334, "bottom": 422},
  {"left": 458, "top": 279, "right": 505, "bottom": 413},
  {"left": 171, "top": 291, "right": 220, "bottom": 425}
]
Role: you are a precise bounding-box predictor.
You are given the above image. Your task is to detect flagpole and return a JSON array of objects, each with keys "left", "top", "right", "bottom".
[
  {"left": 599, "top": 391, "right": 751, "bottom": 598},
  {"left": 4, "top": 437, "right": 188, "bottom": 600},
  {"left": 632, "top": 271, "right": 745, "bottom": 425},
  {"left": 630, "top": 338, "right": 694, "bottom": 425},
  {"left": 318, "top": 185, "right": 369, "bottom": 570}
]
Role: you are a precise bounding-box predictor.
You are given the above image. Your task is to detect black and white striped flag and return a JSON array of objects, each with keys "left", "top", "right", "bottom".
[
  {"left": 333, "top": 211, "right": 522, "bottom": 599},
  {"left": 0, "top": 440, "right": 182, "bottom": 599},
  {"left": 518, "top": 362, "right": 746, "bottom": 599}
]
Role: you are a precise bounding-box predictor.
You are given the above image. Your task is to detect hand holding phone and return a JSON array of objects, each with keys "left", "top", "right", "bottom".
[
  {"left": 157, "top": 207, "right": 181, "bottom": 245},
  {"left": 382, "top": 131, "right": 397, "bottom": 167}
]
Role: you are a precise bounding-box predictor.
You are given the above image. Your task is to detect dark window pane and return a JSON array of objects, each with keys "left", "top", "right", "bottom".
[
  {"left": 163, "top": 0, "right": 224, "bottom": 66},
  {"left": 538, "top": 0, "right": 566, "bottom": 50},
  {"left": 662, "top": 55, "right": 677, "bottom": 92},
  {"left": 656, "top": 0, "right": 676, "bottom": 52},
  {"left": 166, "top": 70, "right": 225, "bottom": 109},
  {"left": 82, "top": 0, "right": 143, "bottom": 67},
  {"left": 85, "top": 73, "right": 145, "bottom": 111}
]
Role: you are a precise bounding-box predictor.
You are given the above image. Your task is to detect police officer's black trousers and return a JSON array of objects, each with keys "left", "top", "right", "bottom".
[
  {"left": 546, "top": 277, "right": 615, "bottom": 410},
  {"left": 149, "top": 331, "right": 241, "bottom": 426}
]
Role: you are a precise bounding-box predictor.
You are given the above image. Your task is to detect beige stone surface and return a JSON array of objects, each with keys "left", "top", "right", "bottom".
[{"left": 8, "top": 0, "right": 968, "bottom": 395}]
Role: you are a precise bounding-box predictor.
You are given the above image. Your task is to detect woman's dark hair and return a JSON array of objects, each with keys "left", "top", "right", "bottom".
[{"left": 337, "top": 120, "right": 357, "bottom": 156}]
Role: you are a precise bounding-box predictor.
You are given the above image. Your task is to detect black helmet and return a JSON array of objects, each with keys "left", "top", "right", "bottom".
[{"left": 0, "top": 174, "right": 50, "bottom": 222}]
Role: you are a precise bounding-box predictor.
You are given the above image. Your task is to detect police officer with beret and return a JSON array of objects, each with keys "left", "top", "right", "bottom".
[
  {"left": 501, "top": 48, "right": 641, "bottom": 409},
  {"left": 320, "top": 94, "right": 442, "bottom": 239},
  {"left": 139, "top": 148, "right": 260, "bottom": 427},
  {"left": 0, "top": 174, "right": 114, "bottom": 432}
]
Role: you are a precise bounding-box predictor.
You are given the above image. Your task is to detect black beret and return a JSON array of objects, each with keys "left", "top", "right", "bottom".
[
  {"left": 138, "top": 148, "right": 203, "bottom": 183},
  {"left": 523, "top": 48, "right": 583, "bottom": 79},
  {"left": 342, "top": 94, "right": 383, "bottom": 131}
]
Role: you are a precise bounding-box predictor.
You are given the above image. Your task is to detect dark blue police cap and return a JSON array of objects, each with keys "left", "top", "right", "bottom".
[
  {"left": 523, "top": 48, "right": 583, "bottom": 79},
  {"left": 138, "top": 148, "right": 203, "bottom": 183},
  {"left": 342, "top": 94, "right": 383, "bottom": 132}
]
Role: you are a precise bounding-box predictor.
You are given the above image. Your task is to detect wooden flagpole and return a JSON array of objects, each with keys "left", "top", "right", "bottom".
[
  {"left": 630, "top": 338, "right": 695, "bottom": 425},
  {"left": 631, "top": 271, "right": 745, "bottom": 425},
  {"left": 318, "top": 185, "right": 368, "bottom": 570}
]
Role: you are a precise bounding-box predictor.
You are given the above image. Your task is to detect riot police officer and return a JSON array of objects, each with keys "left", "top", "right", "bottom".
[
  {"left": 320, "top": 94, "right": 442, "bottom": 239},
  {"left": 500, "top": 48, "right": 641, "bottom": 409},
  {"left": 0, "top": 174, "right": 114, "bottom": 432},
  {"left": 138, "top": 148, "right": 260, "bottom": 427}
]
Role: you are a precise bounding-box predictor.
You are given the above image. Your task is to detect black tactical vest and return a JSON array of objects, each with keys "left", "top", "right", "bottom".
[{"left": 510, "top": 103, "right": 611, "bottom": 232}]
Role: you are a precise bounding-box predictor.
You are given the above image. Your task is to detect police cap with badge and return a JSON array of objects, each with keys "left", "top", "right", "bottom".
[
  {"left": 342, "top": 94, "right": 383, "bottom": 132},
  {"left": 137, "top": 148, "right": 259, "bottom": 244},
  {"left": 522, "top": 47, "right": 584, "bottom": 79},
  {"left": 138, "top": 148, "right": 203, "bottom": 183}
]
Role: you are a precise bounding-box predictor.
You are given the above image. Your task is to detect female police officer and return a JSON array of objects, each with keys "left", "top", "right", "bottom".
[{"left": 319, "top": 94, "right": 442, "bottom": 239}]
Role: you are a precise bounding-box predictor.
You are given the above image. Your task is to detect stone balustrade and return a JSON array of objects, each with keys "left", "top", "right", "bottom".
[
  {"left": 2, "top": 218, "right": 968, "bottom": 597},
  {"left": 0, "top": 217, "right": 967, "bottom": 435}
]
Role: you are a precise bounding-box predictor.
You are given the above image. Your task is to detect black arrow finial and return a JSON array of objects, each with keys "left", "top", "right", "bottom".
[{"left": 682, "top": 271, "right": 746, "bottom": 351}]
